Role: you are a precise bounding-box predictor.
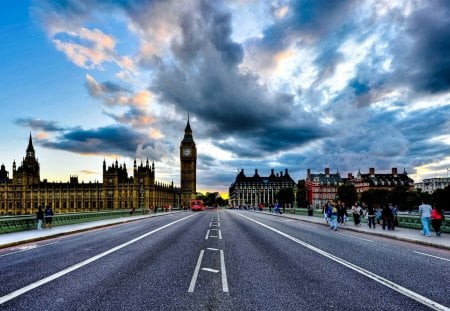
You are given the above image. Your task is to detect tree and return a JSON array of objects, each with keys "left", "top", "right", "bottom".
[
  {"left": 433, "top": 186, "right": 450, "bottom": 211},
  {"left": 296, "top": 180, "right": 308, "bottom": 208},
  {"left": 389, "top": 186, "right": 408, "bottom": 209},
  {"left": 360, "top": 189, "right": 390, "bottom": 207},
  {"left": 337, "top": 184, "right": 357, "bottom": 206},
  {"left": 196, "top": 192, "right": 227, "bottom": 207},
  {"left": 276, "top": 188, "right": 294, "bottom": 206}
]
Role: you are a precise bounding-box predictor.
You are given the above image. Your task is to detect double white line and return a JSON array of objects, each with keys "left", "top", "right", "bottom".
[{"left": 188, "top": 248, "right": 228, "bottom": 293}]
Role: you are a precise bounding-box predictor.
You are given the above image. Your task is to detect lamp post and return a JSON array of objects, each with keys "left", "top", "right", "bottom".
[
  {"left": 139, "top": 185, "right": 144, "bottom": 213},
  {"left": 293, "top": 185, "right": 298, "bottom": 214}
]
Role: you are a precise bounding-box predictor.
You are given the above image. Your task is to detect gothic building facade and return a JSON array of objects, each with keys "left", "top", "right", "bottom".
[{"left": 0, "top": 134, "right": 181, "bottom": 215}]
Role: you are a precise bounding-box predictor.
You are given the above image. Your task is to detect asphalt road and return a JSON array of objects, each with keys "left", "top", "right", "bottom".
[{"left": 0, "top": 210, "right": 448, "bottom": 310}]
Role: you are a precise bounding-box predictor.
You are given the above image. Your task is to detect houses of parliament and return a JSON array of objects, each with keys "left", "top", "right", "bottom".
[{"left": 0, "top": 119, "right": 197, "bottom": 215}]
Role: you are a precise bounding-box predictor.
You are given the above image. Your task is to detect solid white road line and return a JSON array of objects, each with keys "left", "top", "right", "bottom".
[
  {"left": 413, "top": 251, "right": 450, "bottom": 262},
  {"left": 0, "top": 214, "right": 195, "bottom": 305},
  {"left": 220, "top": 250, "right": 229, "bottom": 293},
  {"left": 232, "top": 211, "right": 448, "bottom": 311},
  {"left": 188, "top": 250, "right": 205, "bottom": 293}
]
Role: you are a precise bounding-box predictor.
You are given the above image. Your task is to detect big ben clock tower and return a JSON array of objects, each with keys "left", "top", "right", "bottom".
[{"left": 180, "top": 116, "right": 197, "bottom": 207}]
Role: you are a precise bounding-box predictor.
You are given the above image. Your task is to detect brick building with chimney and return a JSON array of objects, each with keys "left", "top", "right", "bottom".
[{"left": 306, "top": 167, "right": 414, "bottom": 208}]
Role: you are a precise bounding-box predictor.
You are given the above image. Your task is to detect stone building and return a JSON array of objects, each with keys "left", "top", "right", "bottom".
[
  {"left": 415, "top": 177, "right": 450, "bottom": 193},
  {"left": 228, "top": 168, "right": 296, "bottom": 208},
  {"left": 179, "top": 117, "right": 197, "bottom": 207},
  {"left": 0, "top": 134, "right": 180, "bottom": 215}
]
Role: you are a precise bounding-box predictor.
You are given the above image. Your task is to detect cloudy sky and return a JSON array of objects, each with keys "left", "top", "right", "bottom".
[{"left": 1, "top": 0, "right": 449, "bottom": 197}]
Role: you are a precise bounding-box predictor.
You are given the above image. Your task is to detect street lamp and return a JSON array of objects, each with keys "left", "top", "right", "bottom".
[
  {"left": 293, "top": 185, "right": 298, "bottom": 214},
  {"left": 140, "top": 185, "right": 144, "bottom": 213}
]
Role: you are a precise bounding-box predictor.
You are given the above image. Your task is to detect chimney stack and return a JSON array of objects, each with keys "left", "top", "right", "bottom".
[
  {"left": 325, "top": 168, "right": 330, "bottom": 175},
  {"left": 369, "top": 168, "right": 375, "bottom": 175},
  {"left": 392, "top": 168, "right": 397, "bottom": 176}
]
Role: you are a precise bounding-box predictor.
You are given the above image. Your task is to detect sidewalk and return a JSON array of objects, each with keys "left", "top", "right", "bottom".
[
  {"left": 0, "top": 213, "right": 168, "bottom": 249},
  {"left": 265, "top": 211, "right": 450, "bottom": 250},
  {"left": 1, "top": 211, "right": 449, "bottom": 251}
]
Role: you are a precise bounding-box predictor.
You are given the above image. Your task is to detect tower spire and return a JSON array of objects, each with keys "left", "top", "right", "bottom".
[{"left": 26, "top": 133, "right": 35, "bottom": 157}]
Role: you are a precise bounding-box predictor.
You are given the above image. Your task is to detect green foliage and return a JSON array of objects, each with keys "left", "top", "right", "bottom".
[
  {"left": 276, "top": 188, "right": 294, "bottom": 205},
  {"left": 296, "top": 181, "right": 308, "bottom": 208},
  {"left": 196, "top": 192, "right": 227, "bottom": 207},
  {"left": 433, "top": 186, "right": 450, "bottom": 210},
  {"left": 358, "top": 187, "right": 443, "bottom": 211},
  {"left": 337, "top": 184, "right": 358, "bottom": 205},
  {"left": 360, "top": 189, "right": 390, "bottom": 207},
  {"left": 389, "top": 186, "right": 421, "bottom": 210}
]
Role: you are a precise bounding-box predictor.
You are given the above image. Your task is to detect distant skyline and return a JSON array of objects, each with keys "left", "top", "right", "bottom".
[{"left": 1, "top": 0, "right": 449, "bottom": 197}]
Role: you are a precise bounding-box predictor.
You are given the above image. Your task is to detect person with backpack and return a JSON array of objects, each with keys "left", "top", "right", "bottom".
[
  {"left": 431, "top": 206, "right": 445, "bottom": 237},
  {"left": 327, "top": 202, "right": 338, "bottom": 231},
  {"left": 44, "top": 205, "right": 54, "bottom": 229}
]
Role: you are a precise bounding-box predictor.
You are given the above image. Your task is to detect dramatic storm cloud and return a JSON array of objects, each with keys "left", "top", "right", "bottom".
[{"left": 2, "top": 0, "right": 449, "bottom": 194}]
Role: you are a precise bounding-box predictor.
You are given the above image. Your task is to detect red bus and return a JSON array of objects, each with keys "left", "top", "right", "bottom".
[{"left": 190, "top": 199, "right": 205, "bottom": 211}]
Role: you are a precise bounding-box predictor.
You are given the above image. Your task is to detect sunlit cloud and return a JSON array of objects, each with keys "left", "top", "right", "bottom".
[
  {"left": 53, "top": 28, "right": 116, "bottom": 69},
  {"left": 15, "top": 0, "right": 449, "bottom": 193}
]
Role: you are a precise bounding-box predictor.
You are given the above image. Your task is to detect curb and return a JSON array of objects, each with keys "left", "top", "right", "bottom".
[
  {"left": 261, "top": 212, "right": 450, "bottom": 251},
  {"left": 0, "top": 211, "right": 182, "bottom": 250}
]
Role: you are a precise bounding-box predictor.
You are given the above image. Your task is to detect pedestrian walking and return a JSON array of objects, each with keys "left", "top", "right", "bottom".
[
  {"left": 431, "top": 206, "right": 445, "bottom": 237},
  {"left": 274, "top": 201, "right": 280, "bottom": 214},
  {"left": 418, "top": 201, "right": 432, "bottom": 237},
  {"left": 367, "top": 204, "right": 376, "bottom": 229},
  {"left": 382, "top": 204, "right": 393, "bottom": 230},
  {"left": 327, "top": 202, "right": 338, "bottom": 231},
  {"left": 323, "top": 202, "right": 329, "bottom": 224},
  {"left": 36, "top": 206, "right": 44, "bottom": 230},
  {"left": 337, "top": 201, "right": 346, "bottom": 225},
  {"left": 375, "top": 206, "right": 382, "bottom": 225},
  {"left": 391, "top": 204, "right": 398, "bottom": 230},
  {"left": 351, "top": 203, "right": 362, "bottom": 226},
  {"left": 44, "top": 205, "right": 54, "bottom": 229}
]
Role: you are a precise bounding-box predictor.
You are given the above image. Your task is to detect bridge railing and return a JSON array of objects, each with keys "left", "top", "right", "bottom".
[
  {"left": 0, "top": 209, "right": 163, "bottom": 234},
  {"left": 286, "top": 208, "right": 449, "bottom": 233},
  {"left": 250, "top": 207, "right": 449, "bottom": 233}
]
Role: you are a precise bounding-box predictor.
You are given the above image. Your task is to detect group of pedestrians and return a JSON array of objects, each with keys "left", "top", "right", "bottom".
[
  {"left": 323, "top": 200, "right": 348, "bottom": 231},
  {"left": 419, "top": 201, "right": 445, "bottom": 237},
  {"left": 36, "top": 205, "right": 54, "bottom": 229},
  {"left": 322, "top": 200, "right": 445, "bottom": 237}
]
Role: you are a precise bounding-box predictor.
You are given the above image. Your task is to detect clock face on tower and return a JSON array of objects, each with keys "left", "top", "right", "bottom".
[{"left": 182, "top": 148, "right": 191, "bottom": 157}]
